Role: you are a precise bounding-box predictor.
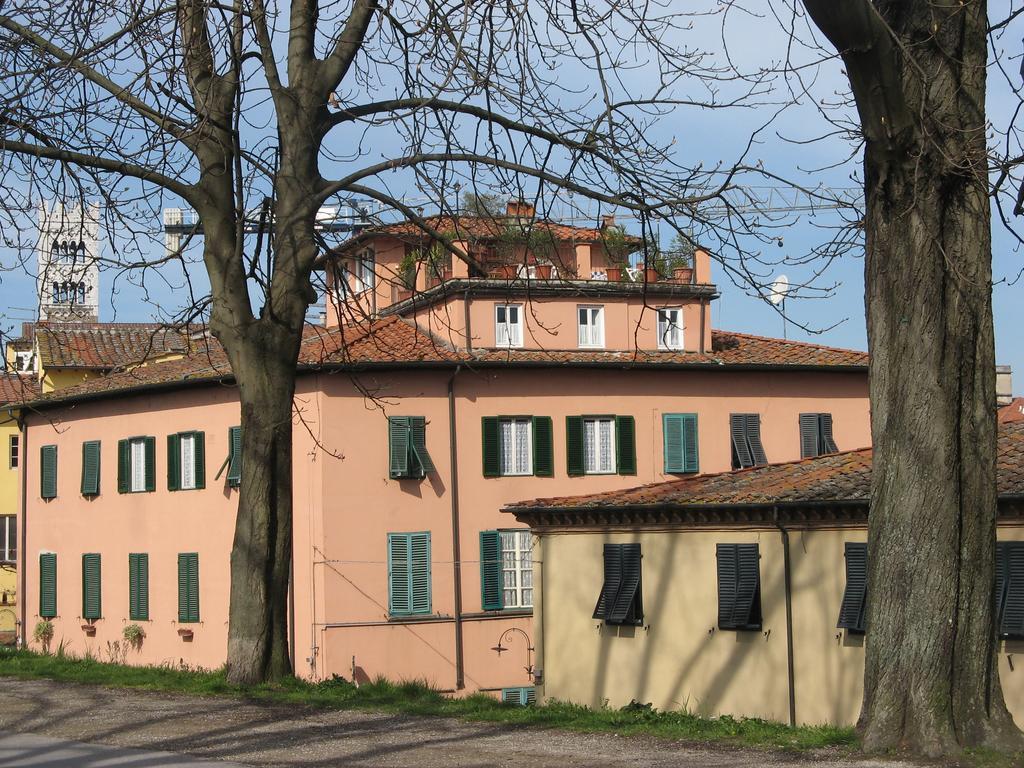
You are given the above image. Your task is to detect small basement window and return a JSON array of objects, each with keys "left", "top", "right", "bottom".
[{"left": 501, "top": 687, "right": 536, "bottom": 706}]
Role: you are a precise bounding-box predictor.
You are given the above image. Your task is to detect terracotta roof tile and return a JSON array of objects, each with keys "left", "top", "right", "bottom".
[
  {"left": 0, "top": 372, "right": 40, "bottom": 406},
  {"left": 999, "top": 397, "right": 1024, "bottom": 424},
  {"left": 508, "top": 421, "right": 1024, "bottom": 511},
  {"left": 35, "top": 323, "right": 192, "bottom": 369}
]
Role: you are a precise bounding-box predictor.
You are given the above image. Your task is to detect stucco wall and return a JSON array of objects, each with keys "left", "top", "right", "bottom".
[{"left": 538, "top": 523, "right": 1024, "bottom": 727}]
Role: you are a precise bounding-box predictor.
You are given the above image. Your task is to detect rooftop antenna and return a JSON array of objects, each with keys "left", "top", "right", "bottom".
[{"left": 768, "top": 274, "right": 790, "bottom": 340}]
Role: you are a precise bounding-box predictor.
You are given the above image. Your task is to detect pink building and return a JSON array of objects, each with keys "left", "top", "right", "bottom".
[{"left": 19, "top": 205, "right": 871, "bottom": 700}]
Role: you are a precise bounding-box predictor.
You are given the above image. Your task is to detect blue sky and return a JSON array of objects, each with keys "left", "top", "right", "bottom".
[{"left": 0, "top": 3, "right": 1019, "bottom": 390}]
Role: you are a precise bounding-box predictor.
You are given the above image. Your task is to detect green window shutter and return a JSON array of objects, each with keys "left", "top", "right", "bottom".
[
  {"left": 39, "top": 553, "right": 57, "bottom": 618},
  {"left": 746, "top": 416, "right": 768, "bottom": 466},
  {"left": 1000, "top": 543, "right": 1024, "bottom": 638},
  {"left": 615, "top": 416, "right": 636, "bottom": 475},
  {"left": 388, "top": 533, "right": 411, "bottom": 615},
  {"left": 837, "top": 543, "right": 867, "bottom": 633},
  {"left": 129, "top": 553, "right": 149, "bottom": 621},
  {"left": 799, "top": 414, "right": 820, "bottom": 459},
  {"left": 606, "top": 543, "right": 643, "bottom": 626},
  {"left": 480, "top": 530, "right": 504, "bottom": 610},
  {"left": 410, "top": 417, "right": 435, "bottom": 475},
  {"left": 388, "top": 417, "right": 411, "bottom": 478},
  {"left": 730, "top": 415, "right": 753, "bottom": 469},
  {"left": 82, "top": 553, "right": 101, "bottom": 620},
  {"left": 565, "top": 416, "right": 585, "bottom": 476},
  {"left": 144, "top": 436, "right": 156, "bottom": 491},
  {"left": 481, "top": 417, "right": 501, "bottom": 477},
  {"left": 227, "top": 427, "right": 242, "bottom": 487},
  {"left": 663, "top": 415, "right": 685, "bottom": 473},
  {"left": 593, "top": 543, "right": 622, "bottom": 620},
  {"left": 532, "top": 417, "right": 554, "bottom": 477},
  {"left": 167, "top": 434, "right": 181, "bottom": 491},
  {"left": 193, "top": 432, "right": 206, "bottom": 489},
  {"left": 681, "top": 414, "right": 699, "bottom": 474},
  {"left": 81, "top": 441, "right": 101, "bottom": 496},
  {"left": 717, "top": 543, "right": 761, "bottom": 631},
  {"left": 409, "top": 532, "right": 431, "bottom": 614},
  {"left": 117, "top": 439, "right": 129, "bottom": 494},
  {"left": 178, "top": 553, "right": 199, "bottom": 623},
  {"left": 40, "top": 445, "right": 57, "bottom": 499}
]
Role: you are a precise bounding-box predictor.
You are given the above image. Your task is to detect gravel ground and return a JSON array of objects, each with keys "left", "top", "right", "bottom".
[{"left": 0, "top": 678, "right": 918, "bottom": 768}]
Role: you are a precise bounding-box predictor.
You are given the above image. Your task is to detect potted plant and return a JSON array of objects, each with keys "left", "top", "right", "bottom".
[
  {"left": 601, "top": 226, "right": 633, "bottom": 281},
  {"left": 395, "top": 249, "right": 417, "bottom": 300},
  {"left": 123, "top": 623, "right": 145, "bottom": 650},
  {"left": 33, "top": 620, "right": 54, "bottom": 653},
  {"left": 667, "top": 234, "right": 696, "bottom": 283}
]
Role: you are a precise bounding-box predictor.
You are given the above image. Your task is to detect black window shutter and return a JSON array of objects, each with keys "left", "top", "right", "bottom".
[
  {"left": 997, "top": 543, "right": 1009, "bottom": 632},
  {"left": 144, "top": 436, "right": 156, "bottom": 492},
  {"left": 819, "top": 413, "right": 838, "bottom": 454},
  {"left": 730, "top": 415, "right": 753, "bottom": 469},
  {"left": 481, "top": 417, "right": 501, "bottom": 477},
  {"left": 607, "top": 543, "right": 642, "bottom": 625},
  {"left": 532, "top": 417, "right": 554, "bottom": 477},
  {"left": 1001, "top": 543, "right": 1024, "bottom": 638},
  {"left": 731, "top": 544, "right": 761, "bottom": 629},
  {"left": 716, "top": 544, "right": 738, "bottom": 628},
  {"left": 593, "top": 543, "right": 623, "bottom": 620},
  {"left": 837, "top": 542, "right": 868, "bottom": 632},
  {"left": 117, "top": 439, "right": 129, "bottom": 494},
  {"left": 745, "top": 416, "right": 768, "bottom": 467},
  {"left": 193, "top": 432, "right": 206, "bottom": 489},
  {"left": 799, "top": 414, "right": 820, "bottom": 459}
]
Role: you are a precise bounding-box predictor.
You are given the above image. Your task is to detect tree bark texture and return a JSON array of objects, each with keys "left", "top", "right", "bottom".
[{"left": 802, "top": 0, "right": 1021, "bottom": 755}]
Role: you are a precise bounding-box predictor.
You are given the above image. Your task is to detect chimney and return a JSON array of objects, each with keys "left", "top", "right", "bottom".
[
  {"left": 601, "top": 214, "right": 616, "bottom": 229},
  {"left": 506, "top": 200, "right": 535, "bottom": 219},
  {"left": 997, "top": 365, "right": 1013, "bottom": 407}
]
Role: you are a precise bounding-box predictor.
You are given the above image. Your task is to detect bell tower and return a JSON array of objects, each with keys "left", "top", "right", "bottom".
[{"left": 36, "top": 201, "right": 100, "bottom": 322}]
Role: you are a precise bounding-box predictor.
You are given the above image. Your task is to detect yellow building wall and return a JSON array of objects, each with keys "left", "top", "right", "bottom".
[
  {"left": 40, "top": 368, "right": 94, "bottom": 394},
  {"left": 539, "top": 522, "right": 1024, "bottom": 727},
  {"left": 0, "top": 414, "right": 18, "bottom": 639}
]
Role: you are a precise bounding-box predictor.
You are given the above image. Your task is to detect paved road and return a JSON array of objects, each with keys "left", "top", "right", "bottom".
[
  {"left": 0, "top": 732, "right": 249, "bottom": 767},
  {"left": 0, "top": 678, "right": 914, "bottom": 768}
]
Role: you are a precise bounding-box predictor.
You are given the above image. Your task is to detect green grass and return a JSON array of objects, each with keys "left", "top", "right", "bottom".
[{"left": 0, "top": 647, "right": 856, "bottom": 752}]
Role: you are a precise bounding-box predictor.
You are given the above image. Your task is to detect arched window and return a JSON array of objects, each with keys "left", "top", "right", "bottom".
[
  {"left": 52, "top": 282, "right": 59, "bottom": 302},
  {"left": 77, "top": 241, "right": 86, "bottom": 261},
  {"left": 78, "top": 283, "right": 86, "bottom": 304}
]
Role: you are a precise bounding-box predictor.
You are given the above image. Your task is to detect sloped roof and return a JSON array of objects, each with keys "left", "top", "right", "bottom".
[
  {"left": 24, "top": 318, "right": 868, "bottom": 409},
  {"left": 34, "top": 323, "right": 191, "bottom": 369},
  {"left": 0, "top": 372, "right": 41, "bottom": 406},
  {"left": 506, "top": 421, "right": 1024, "bottom": 513},
  {"left": 999, "top": 397, "right": 1024, "bottom": 424}
]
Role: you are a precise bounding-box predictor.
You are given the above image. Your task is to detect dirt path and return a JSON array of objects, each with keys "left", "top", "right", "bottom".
[{"left": 0, "top": 678, "right": 914, "bottom": 768}]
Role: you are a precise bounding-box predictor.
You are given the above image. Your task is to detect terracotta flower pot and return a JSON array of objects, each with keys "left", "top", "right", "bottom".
[
  {"left": 395, "top": 288, "right": 413, "bottom": 302},
  {"left": 644, "top": 267, "right": 660, "bottom": 283},
  {"left": 534, "top": 264, "right": 552, "bottom": 279},
  {"left": 604, "top": 267, "right": 623, "bottom": 282},
  {"left": 673, "top": 267, "right": 693, "bottom": 284},
  {"left": 494, "top": 264, "right": 518, "bottom": 279},
  {"left": 81, "top": 624, "right": 96, "bottom": 635}
]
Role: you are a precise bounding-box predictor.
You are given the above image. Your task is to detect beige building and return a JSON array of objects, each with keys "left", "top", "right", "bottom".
[{"left": 506, "top": 421, "right": 1024, "bottom": 726}]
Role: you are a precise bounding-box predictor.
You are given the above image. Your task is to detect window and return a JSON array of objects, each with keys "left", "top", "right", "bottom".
[
  {"left": 129, "top": 553, "right": 149, "bottom": 621},
  {"left": 13, "top": 352, "right": 32, "bottom": 372},
  {"left": 40, "top": 445, "right": 57, "bottom": 499},
  {"left": 39, "top": 552, "right": 56, "bottom": 618},
  {"left": 353, "top": 248, "right": 375, "bottom": 293},
  {"left": 716, "top": 543, "right": 762, "bottom": 630},
  {"left": 501, "top": 687, "right": 537, "bottom": 706},
  {"left": 592, "top": 543, "right": 643, "bottom": 626},
  {"left": 799, "top": 413, "right": 839, "bottom": 458},
  {"left": 168, "top": 431, "right": 205, "bottom": 491},
  {"left": 495, "top": 304, "right": 523, "bottom": 348},
  {"left": 387, "top": 532, "right": 431, "bottom": 616},
  {"left": 0, "top": 516, "right": 15, "bottom": 563},
  {"left": 577, "top": 306, "right": 604, "bottom": 348},
  {"left": 226, "top": 426, "right": 242, "bottom": 487},
  {"left": 82, "top": 553, "right": 101, "bottom": 620},
  {"left": 729, "top": 414, "right": 767, "bottom": 469},
  {"left": 480, "top": 529, "right": 533, "bottom": 610},
  {"left": 481, "top": 416, "right": 553, "bottom": 478},
  {"left": 118, "top": 437, "right": 156, "bottom": 493},
  {"left": 565, "top": 416, "right": 635, "bottom": 476},
  {"left": 388, "top": 417, "right": 435, "bottom": 479},
  {"left": 663, "top": 414, "right": 699, "bottom": 474},
  {"left": 80, "top": 440, "right": 100, "bottom": 496},
  {"left": 837, "top": 543, "right": 867, "bottom": 633},
  {"left": 656, "top": 308, "right": 684, "bottom": 350},
  {"left": 9, "top": 434, "right": 18, "bottom": 469},
  {"left": 178, "top": 553, "right": 200, "bottom": 623},
  {"left": 997, "top": 542, "right": 1024, "bottom": 639}
]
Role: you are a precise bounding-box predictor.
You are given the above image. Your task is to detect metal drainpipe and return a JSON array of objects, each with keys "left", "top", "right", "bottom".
[
  {"left": 448, "top": 365, "right": 465, "bottom": 689},
  {"left": 18, "top": 413, "right": 27, "bottom": 647},
  {"left": 774, "top": 506, "right": 797, "bottom": 727}
]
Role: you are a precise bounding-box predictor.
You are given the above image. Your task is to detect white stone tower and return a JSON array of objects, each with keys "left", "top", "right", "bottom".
[{"left": 36, "top": 201, "right": 100, "bottom": 322}]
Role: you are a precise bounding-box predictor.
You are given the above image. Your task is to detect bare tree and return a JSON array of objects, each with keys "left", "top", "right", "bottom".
[
  {"left": 0, "top": 0, "right": 816, "bottom": 684},
  {"left": 797, "top": 0, "right": 1023, "bottom": 755}
]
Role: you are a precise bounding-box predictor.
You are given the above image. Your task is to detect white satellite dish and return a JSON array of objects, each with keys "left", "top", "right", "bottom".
[{"left": 769, "top": 274, "right": 790, "bottom": 306}]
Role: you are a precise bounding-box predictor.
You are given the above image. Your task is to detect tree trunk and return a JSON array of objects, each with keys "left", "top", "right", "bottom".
[
  {"left": 802, "top": 0, "right": 1023, "bottom": 755},
  {"left": 225, "top": 347, "right": 297, "bottom": 684}
]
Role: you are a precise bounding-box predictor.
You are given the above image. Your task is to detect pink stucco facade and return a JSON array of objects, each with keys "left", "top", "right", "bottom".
[{"left": 21, "top": 361, "right": 870, "bottom": 691}]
